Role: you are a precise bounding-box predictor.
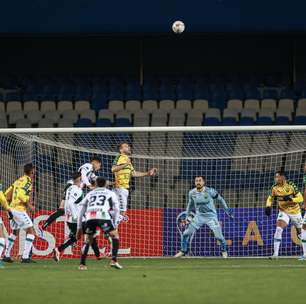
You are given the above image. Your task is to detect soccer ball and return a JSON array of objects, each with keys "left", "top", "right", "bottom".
[{"left": 172, "top": 20, "right": 185, "bottom": 34}]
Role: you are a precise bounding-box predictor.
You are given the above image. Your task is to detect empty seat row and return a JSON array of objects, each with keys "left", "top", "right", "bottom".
[{"left": 0, "top": 100, "right": 91, "bottom": 114}]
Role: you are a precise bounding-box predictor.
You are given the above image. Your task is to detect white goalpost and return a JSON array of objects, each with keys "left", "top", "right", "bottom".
[{"left": 0, "top": 125, "right": 306, "bottom": 258}]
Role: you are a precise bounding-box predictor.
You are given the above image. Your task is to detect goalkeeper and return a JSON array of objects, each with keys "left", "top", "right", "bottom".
[{"left": 174, "top": 176, "right": 233, "bottom": 258}]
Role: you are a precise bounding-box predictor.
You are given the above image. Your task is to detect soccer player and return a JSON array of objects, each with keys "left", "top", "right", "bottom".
[
  {"left": 76, "top": 177, "right": 121, "bottom": 270},
  {"left": 112, "top": 143, "right": 157, "bottom": 220},
  {"left": 299, "top": 165, "right": 306, "bottom": 260},
  {"left": 52, "top": 172, "right": 101, "bottom": 261},
  {"left": 265, "top": 171, "right": 303, "bottom": 259},
  {"left": 2, "top": 163, "right": 36, "bottom": 263},
  {"left": 0, "top": 182, "right": 11, "bottom": 267},
  {"left": 40, "top": 156, "right": 102, "bottom": 232},
  {"left": 174, "top": 176, "right": 233, "bottom": 258}
]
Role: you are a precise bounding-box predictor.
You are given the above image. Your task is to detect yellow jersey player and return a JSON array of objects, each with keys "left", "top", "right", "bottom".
[
  {"left": 299, "top": 164, "right": 306, "bottom": 260},
  {"left": 0, "top": 181, "right": 11, "bottom": 267},
  {"left": 2, "top": 163, "right": 36, "bottom": 263},
  {"left": 265, "top": 171, "right": 303, "bottom": 259},
  {"left": 111, "top": 142, "right": 157, "bottom": 223}
]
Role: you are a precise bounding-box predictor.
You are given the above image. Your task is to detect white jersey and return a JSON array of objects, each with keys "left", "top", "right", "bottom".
[
  {"left": 78, "top": 163, "right": 97, "bottom": 188},
  {"left": 65, "top": 184, "right": 84, "bottom": 223},
  {"left": 77, "top": 187, "right": 119, "bottom": 228}
]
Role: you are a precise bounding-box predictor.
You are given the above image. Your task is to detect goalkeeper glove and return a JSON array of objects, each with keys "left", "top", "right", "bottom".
[
  {"left": 225, "top": 208, "right": 234, "bottom": 218},
  {"left": 265, "top": 206, "right": 271, "bottom": 216}
]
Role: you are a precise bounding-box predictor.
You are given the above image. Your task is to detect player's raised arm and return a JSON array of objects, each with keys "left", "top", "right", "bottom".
[
  {"left": 211, "top": 188, "right": 233, "bottom": 218},
  {"left": 132, "top": 167, "right": 157, "bottom": 178}
]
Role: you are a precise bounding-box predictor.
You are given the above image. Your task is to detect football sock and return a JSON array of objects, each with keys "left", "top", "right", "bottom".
[
  {"left": 302, "top": 229, "right": 306, "bottom": 257},
  {"left": 0, "top": 237, "right": 5, "bottom": 257},
  {"left": 22, "top": 234, "right": 35, "bottom": 259},
  {"left": 91, "top": 237, "right": 100, "bottom": 257},
  {"left": 273, "top": 226, "right": 283, "bottom": 256},
  {"left": 111, "top": 238, "right": 119, "bottom": 262},
  {"left": 80, "top": 242, "right": 90, "bottom": 265},
  {"left": 4, "top": 233, "right": 16, "bottom": 257}
]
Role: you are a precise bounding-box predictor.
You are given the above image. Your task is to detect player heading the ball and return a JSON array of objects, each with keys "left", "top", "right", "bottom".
[
  {"left": 40, "top": 156, "right": 102, "bottom": 232},
  {"left": 175, "top": 176, "right": 233, "bottom": 258},
  {"left": 265, "top": 171, "right": 303, "bottom": 259},
  {"left": 111, "top": 142, "right": 157, "bottom": 221}
]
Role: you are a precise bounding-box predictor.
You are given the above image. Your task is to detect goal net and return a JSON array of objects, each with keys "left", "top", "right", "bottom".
[{"left": 0, "top": 126, "right": 305, "bottom": 258}]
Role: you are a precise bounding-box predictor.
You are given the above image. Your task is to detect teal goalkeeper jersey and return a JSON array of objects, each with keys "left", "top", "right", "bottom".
[{"left": 186, "top": 187, "right": 229, "bottom": 217}]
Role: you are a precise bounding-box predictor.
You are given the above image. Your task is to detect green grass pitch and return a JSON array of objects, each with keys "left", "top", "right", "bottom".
[{"left": 1, "top": 258, "right": 306, "bottom": 304}]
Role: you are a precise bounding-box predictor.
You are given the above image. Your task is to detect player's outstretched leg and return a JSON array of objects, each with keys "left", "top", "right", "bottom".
[
  {"left": 40, "top": 208, "right": 65, "bottom": 231},
  {"left": 175, "top": 224, "right": 196, "bottom": 257},
  {"left": 109, "top": 230, "right": 122, "bottom": 269}
]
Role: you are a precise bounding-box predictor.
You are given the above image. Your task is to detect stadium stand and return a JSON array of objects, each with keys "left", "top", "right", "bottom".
[{"left": 1, "top": 74, "right": 306, "bottom": 128}]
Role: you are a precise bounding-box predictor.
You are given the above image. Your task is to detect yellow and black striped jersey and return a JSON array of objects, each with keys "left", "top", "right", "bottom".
[
  {"left": 266, "top": 180, "right": 303, "bottom": 215},
  {"left": 113, "top": 154, "right": 134, "bottom": 189},
  {"left": 5, "top": 175, "right": 32, "bottom": 212}
]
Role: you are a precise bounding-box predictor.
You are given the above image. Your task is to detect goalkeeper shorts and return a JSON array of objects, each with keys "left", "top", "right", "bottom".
[
  {"left": 113, "top": 188, "right": 129, "bottom": 212},
  {"left": 10, "top": 210, "right": 33, "bottom": 230},
  {"left": 277, "top": 211, "right": 302, "bottom": 228}
]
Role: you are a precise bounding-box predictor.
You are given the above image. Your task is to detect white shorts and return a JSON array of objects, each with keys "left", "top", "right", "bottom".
[
  {"left": 10, "top": 210, "right": 33, "bottom": 230},
  {"left": 277, "top": 211, "right": 302, "bottom": 228},
  {"left": 113, "top": 188, "right": 129, "bottom": 212}
]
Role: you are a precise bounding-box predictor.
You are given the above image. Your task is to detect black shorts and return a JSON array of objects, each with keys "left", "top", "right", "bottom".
[
  {"left": 84, "top": 219, "right": 115, "bottom": 235},
  {"left": 67, "top": 222, "right": 85, "bottom": 237}
]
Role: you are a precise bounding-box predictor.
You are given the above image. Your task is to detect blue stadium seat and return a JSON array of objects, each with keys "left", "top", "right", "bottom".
[
  {"left": 222, "top": 117, "right": 237, "bottom": 125},
  {"left": 176, "top": 79, "right": 193, "bottom": 99},
  {"left": 75, "top": 118, "right": 93, "bottom": 127},
  {"left": 275, "top": 116, "right": 290, "bottom": 125},
  {"left": 5, "top": 92, "right": 21, "bottom": 101},
  {"left": 294, "top": 116, "right": 306, "bottom": 125},
  {"left": 228, "top": 88, "right": 245, "bottom": 100},
  {"left": 245, "top": 88, "right": 261, "bottom": 99},
  {"left": 115, "top": 118, "right": 132, "bottom": 127},
  {"left": 96, "top": 118, "right": 112, "bottom": 127},
  {"left": 91, "top": 93, "right": 108, "bottom": 111},
  {"left": 193, "top": 83, "right": 210, "bottom": 100},
  {"left": 126, "top": 80, "right": 142, "bottom": 100},
  {"left": 210, "top": 92, "right": 227, "bottom": 109},
  {"left": 159, "top": 85, "right": 176, "bottom": 100},
  {"left": 239, "top": 117, "right": 255, "bottom": 125},
  {"left": 203, "top": 117, "right": 220, "bottom": 126},
  {"left": 109, "top": 88, "right": 124, "bottom": 100},
  {"left": 256, "top": 117, "right": 273, "bottom": 125},
  {"left": 262, "top": 89, "right": 279, "bottom": 99},
  {"left": 279, "top": 88, "right": 296, "bottom": 99}
]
